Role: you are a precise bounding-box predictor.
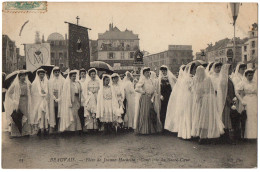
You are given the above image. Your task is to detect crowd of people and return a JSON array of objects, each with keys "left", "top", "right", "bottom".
[{"left": 3, "top": 61, "right": 258, "bottom": 144}]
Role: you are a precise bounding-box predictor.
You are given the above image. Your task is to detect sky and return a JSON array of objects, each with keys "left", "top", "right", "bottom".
[{"left": 2, "top": 2, "right": 258, "bottom": 56}]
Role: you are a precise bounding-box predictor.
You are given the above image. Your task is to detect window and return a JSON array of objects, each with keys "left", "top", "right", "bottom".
[
  {"left": 244, "top": 46, "right": 247, "bottom": 52},
  {"left": 244, "top": 55, "right": 247, "bottom": 62},
  {"left": 108, "top": 52, "right": 114, "bottom": 59},
  {"left": 55, "top": 58, "right": 59, "bottom": 66},
  {"left": 252, "top": 50, "right": 255, "bottom": 55},
  {"left": 252, "top": 41, "right": 255, "bottom": 48},
  {"left": 50, "top": 41, "right": 54, "bottom": 46},
  {"left": 51, "top": 52, "right": 55, "bottom": 58},
  {"left": 121, "top": 52, "right": 125, "bottom": 59},
  {"left": 59, "top": 41, "right": 63, "bottom": 46},
  {"left": 59, "top": 52, "right": 63, "bottom": 59},
  {"left": 130, "top": 52, "right": 134, "bottom": 59}
]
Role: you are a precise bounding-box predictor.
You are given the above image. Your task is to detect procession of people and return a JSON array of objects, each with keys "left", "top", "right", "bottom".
[{"left": 3, "top": 61, "right": 257, "bottom": 144}]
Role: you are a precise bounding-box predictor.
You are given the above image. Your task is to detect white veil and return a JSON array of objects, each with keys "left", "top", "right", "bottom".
[
  {"left": 158, "top": 65, "right": 177, "bottom": 89},
  {"left": 48, "top": 67, "right": 65, "bottom": 127},
  {"left": 96, "top": 74, "right": 121, "bottom": 120},
  {"left": 218, "top": 64, "right": 230, "bottom": 116},
  {"left": 59, "top": 70, "right": 77, "bottom": 132},
  {"left": 164, "top": 65, "right": 186, "bottom": 132},
  {"left": 31, "top": 69, "right": 49, "bottom": 125}
]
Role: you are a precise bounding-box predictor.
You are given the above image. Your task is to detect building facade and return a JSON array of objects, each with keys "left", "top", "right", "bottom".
[
  {"left": 205, "top": 37, "right": 247, "bottom": 64},
  {"left": 143, "top": 45, "right": 193, "bottom": 75},
  {"left": 242, "top": 25, "right": 258, "bottom": 68},
  {"left": 46, "top": 32, "right": 69, "bottom": 71},
  {"left": 2, "top": 35, "right": 19, "bottom": 74},
  {"left": 97, "top": 23, "right": 139, "bottom": 73}
]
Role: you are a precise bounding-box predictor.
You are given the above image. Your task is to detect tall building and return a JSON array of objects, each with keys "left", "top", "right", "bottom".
[
  {"left": 97, "top": 23, "right": 140, "bottom": 73},
  {"left": 242, "top": 24, "right": 258, "bottom": 68},
  {"left": 46, "top": 32, "right": 69, "bottom": 71},
  {"left": 143, "top": 45, "right": 193, "bottom": 75},
  {"left": 2, "top": 35, "right": 19, "bottom": 74}
]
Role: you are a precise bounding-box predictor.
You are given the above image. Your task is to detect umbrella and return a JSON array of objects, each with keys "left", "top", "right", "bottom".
[
  {"left": 11, "top": 109, "right": 24, "bottom": 134},
  {"left": 31, "top": 65, "right": 55, "bottom": 81},
  {"left": 4, "top": 70, "right": 33, "bottom": 89},
  {"left": 187, "top": 60, "right": 207, "bottom": 66},
  {"left": 90, "top": 61, "right": 114, "bottom": 74}
]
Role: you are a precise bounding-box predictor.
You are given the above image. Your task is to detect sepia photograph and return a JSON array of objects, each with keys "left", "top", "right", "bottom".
[{"left": 1, "top": 1, "right": 258, "bottom": 169}]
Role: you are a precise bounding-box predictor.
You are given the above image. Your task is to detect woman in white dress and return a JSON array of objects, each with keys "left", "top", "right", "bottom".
[
  {"left": 235, "top": 69, "right": 257, "bottom": 139},
  {"left": 111, "top": 73, "right": 125, "bottom": 124},
  {"left": 31, "top": 69, "right": 49, "bottom": 135},
  {"left": 83, "top": 68, "right": 100, "bottom": 131},
  {"left": 48, "top": 67, "right": 65, "bottom": 133},
  {"left": 164, "top": 65, "right": 186, "bottom": 133},
  {"left": 5, "top": 71, "right": 32, "bottom": 137},
  {"left": 193, "top": 66, "right": 225, "bottom": 143},
  {"left": 177, "top": 63, "right": 195, "bottom": 139},
  {"left": 96, "top": 74, "right": 121, "bottom": 134},
  {"left": 59, "top": 70, "right": 82, "bottom": 132},
  {"left": 232, "top": 63, "right": 247, "bottom": 113},
  {"left": 122, "top": 71, "right": 135, "bottom": 129}
]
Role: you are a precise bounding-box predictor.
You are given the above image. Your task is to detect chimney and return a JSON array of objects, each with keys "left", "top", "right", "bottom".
[
  {"left": 109, "top": 23, "right": 111, "bottom": 31},
  {"left": 65, "top": 33, "right": 67, "bottom": 41}
]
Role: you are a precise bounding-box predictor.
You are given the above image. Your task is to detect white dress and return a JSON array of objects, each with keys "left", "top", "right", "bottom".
[
  {"left": 177, "top": 75, "right": 193, "bottom": 139},
  {"left": 237, "top": 81, "right": 257, "bottom": 139}
]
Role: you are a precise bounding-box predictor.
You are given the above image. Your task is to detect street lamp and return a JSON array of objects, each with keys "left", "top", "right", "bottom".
[{"left": 230, "top": 3, "right": 240, "bottom": 66}]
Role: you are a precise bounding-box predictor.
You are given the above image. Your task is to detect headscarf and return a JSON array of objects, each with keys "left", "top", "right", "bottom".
[
  {"left": 59, "top": 70, "right": 78, "bottom": 131},
  {"left": 4, "top": 71, "right": 32, "bottom": 125}
]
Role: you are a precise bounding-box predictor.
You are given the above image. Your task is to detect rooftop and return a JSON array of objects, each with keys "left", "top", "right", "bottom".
[
  {"left": 47, "top": 32, "right": 64, "bottom": 41},
  {"left": 98, "top": 23, "right": 139, "bottom": 40}
]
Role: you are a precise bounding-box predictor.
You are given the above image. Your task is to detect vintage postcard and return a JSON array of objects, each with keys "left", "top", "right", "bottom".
[{"left": 1, "top": 1, "right": 258, "bottom": 169}]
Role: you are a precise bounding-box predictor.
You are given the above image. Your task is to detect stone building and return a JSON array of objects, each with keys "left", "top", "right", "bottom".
[
  {"left": 143, "top": 45, "right": 193, "bottom": 75},
  {"left": 242, "top": 24, "right": 258, "bottom": 68},
  {"left": 2, "top": 35, "right": 19, "bottom": 74},
  {"left": 97, "top": 23, "right": 140, "bottom": 73},
  {"left": 46, "top": 32, "right": 69, "bottom": 71}
]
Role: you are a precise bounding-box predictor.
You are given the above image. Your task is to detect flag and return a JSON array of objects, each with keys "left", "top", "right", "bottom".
[
  {"left": 68, "top": 23, "right": 90, "bottom": 70},
  {"left": 25, "top": 43, "right": 50, "bottom": 72}
]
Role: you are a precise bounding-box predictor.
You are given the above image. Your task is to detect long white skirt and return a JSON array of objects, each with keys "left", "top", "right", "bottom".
[{"left": 244, "top": 94, "right": 257, "bottom": 139}]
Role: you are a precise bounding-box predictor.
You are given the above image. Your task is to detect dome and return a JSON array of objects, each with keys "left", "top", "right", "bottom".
[{"left": 47, "top": 32, "right": 64, "bottom": 41}]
